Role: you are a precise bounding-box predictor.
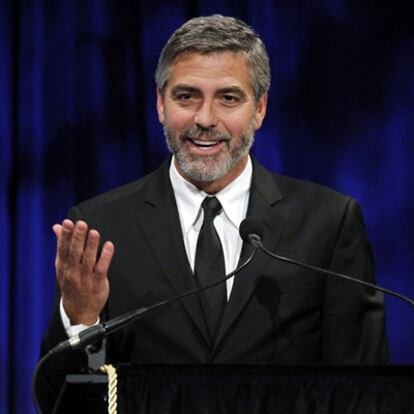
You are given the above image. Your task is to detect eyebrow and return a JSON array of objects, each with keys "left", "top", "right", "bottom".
[{"left": 170, "top": 85, "right": 201, "bottom": 96}]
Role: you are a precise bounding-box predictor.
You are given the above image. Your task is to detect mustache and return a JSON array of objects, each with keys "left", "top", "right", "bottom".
[{"left": 180, "top": 125, "right": 231, "bottom": 142}]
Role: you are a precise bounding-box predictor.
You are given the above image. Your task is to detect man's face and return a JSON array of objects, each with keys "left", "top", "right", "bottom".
[{"left": 157, "top": 52, "right": 267, "bottom": 192}]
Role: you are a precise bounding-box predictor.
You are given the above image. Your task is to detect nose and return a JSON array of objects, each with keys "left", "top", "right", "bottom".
[{"left": 194, "top": 101, "right": 218, "bottom": 129}]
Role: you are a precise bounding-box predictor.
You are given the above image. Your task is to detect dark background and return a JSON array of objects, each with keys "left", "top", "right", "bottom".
[{"left": 1, "top": 1, "right": 413, "bottom": 413}]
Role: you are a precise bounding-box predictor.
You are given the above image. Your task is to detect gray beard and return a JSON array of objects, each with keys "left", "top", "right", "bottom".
[{"left": 164, "top": 124, "right": 255, "bottom": 184}]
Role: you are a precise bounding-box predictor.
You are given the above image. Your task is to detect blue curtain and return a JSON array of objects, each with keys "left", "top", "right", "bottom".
[{"left": 1, "top": 1, "right": 413, "bottom": 413}]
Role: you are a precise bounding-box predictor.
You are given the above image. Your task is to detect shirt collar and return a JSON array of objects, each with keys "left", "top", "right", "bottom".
[{"left": 169, "top": 156, "right": 252, "bottom": 234}]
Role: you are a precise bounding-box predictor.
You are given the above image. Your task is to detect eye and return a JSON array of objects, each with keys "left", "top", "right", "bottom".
[
  {"left": 177, "top": 93, "right": 193, "bottom": 101},
  {"left": 172, "top": 91, "right": 200, "bottom": 105},
  {"left": 221, "top": 94, "right": 240, "bottom": 105}
]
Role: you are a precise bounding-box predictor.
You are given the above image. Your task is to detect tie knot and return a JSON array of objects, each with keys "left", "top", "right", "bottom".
[{"left": 201, "top": 196, "right": 222, "bottom": 221}]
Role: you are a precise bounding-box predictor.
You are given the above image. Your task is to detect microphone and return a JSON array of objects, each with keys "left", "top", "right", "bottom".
[
  {"left": 32, "top": 231, "right": 259, "bottom": 413},
  {"left": 41, "top": 228, "right": 261, "bottom": 357},
  {"left": 239, "top": 217, "right": 265, "bottom": 247},
  {"left": 241, "top": 217, "right": 414, "bottom": 309}
]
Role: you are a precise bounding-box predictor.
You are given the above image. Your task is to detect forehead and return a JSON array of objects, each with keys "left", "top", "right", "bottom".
[{"left": 167, "top": 52, "right": 253, "bottom": 94}]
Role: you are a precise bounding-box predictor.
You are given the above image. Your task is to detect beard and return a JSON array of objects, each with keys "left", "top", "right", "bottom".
[{"left": 163, "top": 122, "right": 256, "bottom": 184}]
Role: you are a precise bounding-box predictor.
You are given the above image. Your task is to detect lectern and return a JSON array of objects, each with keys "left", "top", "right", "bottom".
[{"left": 53, "top": 364, "right": 414, "bottom": 414}]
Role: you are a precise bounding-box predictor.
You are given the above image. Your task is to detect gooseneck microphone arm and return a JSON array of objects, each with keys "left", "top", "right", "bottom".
[
  {"left": 54, "top": 243, "right": 257, "bottom": 355},
  {"left": 240, "top": 217, "right": 414, "bottom": 309},
  {"left": 32, "top": 231, "right": 259, "bottom": 414},
  {"left": 258, "top": 241, "right": 414, "bottom": 307}
]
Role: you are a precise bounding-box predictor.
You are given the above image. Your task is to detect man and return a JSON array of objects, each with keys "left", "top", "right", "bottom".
[{"left": 40, "top": 14, "right": 388, "bottom": 412}]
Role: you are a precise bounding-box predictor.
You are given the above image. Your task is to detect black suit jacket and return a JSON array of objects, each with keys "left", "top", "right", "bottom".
[{"left": 39, "top": 157, "right": 388, "bottom": 412}]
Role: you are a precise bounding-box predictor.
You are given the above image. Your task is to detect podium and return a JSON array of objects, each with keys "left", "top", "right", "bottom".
[{"left": 53, "top": 364, "right": 414, "bottom": 414}]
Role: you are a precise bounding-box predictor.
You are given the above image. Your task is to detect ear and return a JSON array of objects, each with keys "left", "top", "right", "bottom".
[
  {"left": 156, "top": 88, "right": 165, "bottom": 123},
  {"left": 254, "top": 92, "right": 268, "bottom": 129}
]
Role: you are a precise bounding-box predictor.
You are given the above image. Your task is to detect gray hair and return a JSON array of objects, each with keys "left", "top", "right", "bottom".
[{"left": 155, "top": 15, "right": 270, "bottom": 101}]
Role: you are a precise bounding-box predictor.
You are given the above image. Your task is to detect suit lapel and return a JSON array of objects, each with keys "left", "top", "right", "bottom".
[
  {"left": 136, "top": 160, "right": 212, "bottom": 348},
  {"left": 212, "top": 159, "right": 287, "bottom": 352}
]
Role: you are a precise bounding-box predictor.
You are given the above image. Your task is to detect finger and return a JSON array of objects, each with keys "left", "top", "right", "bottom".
[
  {"left": 56, "top": 219, "right": 74, "bottom": 261},
  {"left": 95, "top": 241, "right": 115, "bottom": 279},
  {"left": 68, "top": 220, "right": 88, "bottom": 266},
  {"left": 53, "top": 224, "right": 62, "bottom": 257},
  {"left": 52, "top": 224, "right": 62, "bottom": 239},
  {"left": 81, "top": 229, "right": 100, "bottom": 275}
]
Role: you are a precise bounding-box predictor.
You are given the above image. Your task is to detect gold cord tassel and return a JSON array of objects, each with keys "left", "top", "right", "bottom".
[{"left": 100, "top": 364, "right": 118, "bottom": 414}]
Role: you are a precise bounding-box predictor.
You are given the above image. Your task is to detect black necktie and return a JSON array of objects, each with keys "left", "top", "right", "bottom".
[{"left": 194, "top": 196, "right": 227, "bottom": 337}]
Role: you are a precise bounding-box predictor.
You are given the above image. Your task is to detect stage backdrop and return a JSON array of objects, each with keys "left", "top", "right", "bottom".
[{"left": 1, "top": 1, "right": 413, "bottom": 413}]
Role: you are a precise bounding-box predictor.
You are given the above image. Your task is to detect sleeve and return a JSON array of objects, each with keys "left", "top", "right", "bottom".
[
  {"left": 36, "top": 206, "right": 90, "bottom": 414},
  {"left": 60, "top": 298, "right": 100, "bottom": 337},
  {"left": 321, "top": 198, "right": 389, "bottom": 364}
]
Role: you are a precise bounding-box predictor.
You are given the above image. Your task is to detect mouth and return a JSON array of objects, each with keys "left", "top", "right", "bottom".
[{"left": 188, "top": 139, "right": 225, "bottom": 148}]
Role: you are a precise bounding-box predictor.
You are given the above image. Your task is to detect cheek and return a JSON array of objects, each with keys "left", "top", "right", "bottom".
[
  {"left": 164, "top": 107, "right": 194, "bottom": 130},
  {"left": 223, "top": 112, "right": 255, "bottom": 136}
]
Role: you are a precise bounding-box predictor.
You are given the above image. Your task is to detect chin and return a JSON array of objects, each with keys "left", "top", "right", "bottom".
[{"left": 177, "top": 157, "right": 232, "bottom": 184}]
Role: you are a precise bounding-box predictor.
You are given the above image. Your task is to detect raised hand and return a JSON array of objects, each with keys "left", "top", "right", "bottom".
[{"left": 53, "top": 219, "right": 115, "bottom": 325}]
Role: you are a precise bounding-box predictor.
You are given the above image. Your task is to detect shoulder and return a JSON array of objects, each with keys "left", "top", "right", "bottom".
[
  {"left": 275, "top": 173, "right": 351, "bottom": 204},
  {"left": 276, "top": 173, "right": 368, "bottom": 233},
  {"left": 76, "top": 174, "right": 152, "bottom": 212},
  {"left": 69, "top": 159, "right": 171, "bottom": 219},
  {"left": 253, "top": 158, "right": 354, "bottom": 208},
  {"left": 252, "top": 160, "right": 363, "bottom": 229}
]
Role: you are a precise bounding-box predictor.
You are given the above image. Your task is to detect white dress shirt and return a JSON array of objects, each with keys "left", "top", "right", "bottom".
[
  {"left": 61, "top": 156, "right": 252, "bottom": 332},
  {"left": 169, "top": 156, "right": 252, "bottom": 299}
]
